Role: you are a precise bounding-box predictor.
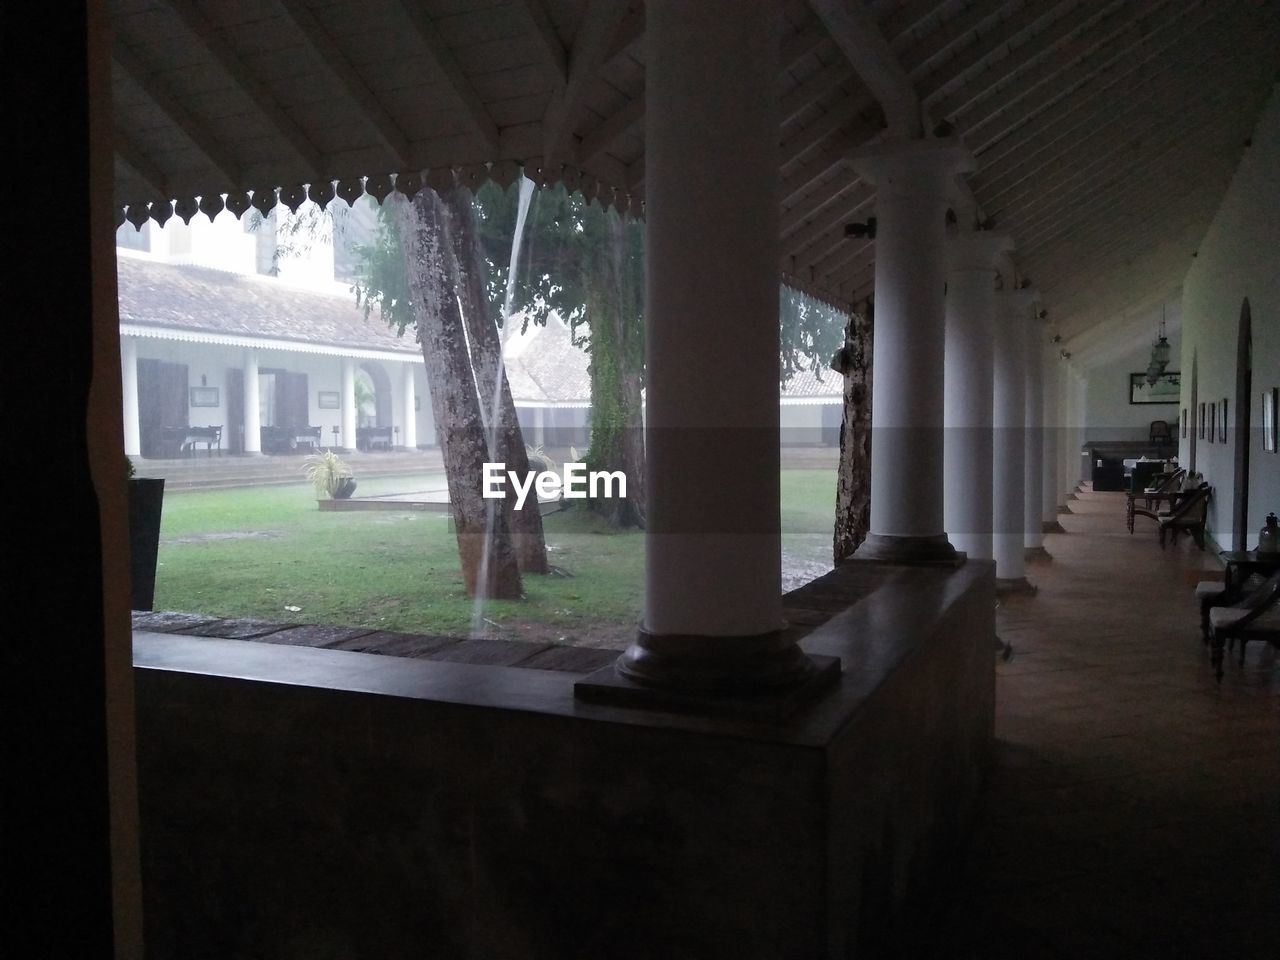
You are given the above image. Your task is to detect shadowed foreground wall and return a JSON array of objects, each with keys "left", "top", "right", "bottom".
[{"left": 134, "top": 561, "right": 994, "bottom": 959}]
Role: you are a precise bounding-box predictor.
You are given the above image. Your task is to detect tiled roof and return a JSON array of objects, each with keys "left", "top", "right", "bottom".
[
  {"left": 780, "top": 366, "right": 842, "bottom": 399},
  {"left": 117, "top": 257, "right": 841, "bottom": 404},
  {"left": 116, "top": 256, "right": 419, "bottom": 356}
]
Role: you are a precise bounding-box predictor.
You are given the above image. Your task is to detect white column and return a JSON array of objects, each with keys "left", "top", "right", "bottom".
[
  {"left": 849, "top": 138, "right": 975, "bottom": 564},
  {"left": 243, "top": 349, "right": 261, "bottom": 455},
  {"left": 1024, "top": 318, "right": 1048, "bottom": 557},
  {"left": 121, "top": 336, "right": 141, "bottom": 457},
  {"left": 401, "top": 361, "right": 417, "bottom": 450},
  {"left": 616, "top": 0, "right": 819, "bottom": 693},
  {"left": 1042, "top": 348, "right": 1062, "bottom": 527},
  {"left": 993, "top": 290, "right": 1036, "bottom": 588},
  {"left": 943, "top": 233, "right": 1010, "bottom": 561},
  {"left": 341, "top": 358, "right": 357, "bottom": 452},
  {"left": 534, "top": 406, "right": 546, "bottom": 449}
]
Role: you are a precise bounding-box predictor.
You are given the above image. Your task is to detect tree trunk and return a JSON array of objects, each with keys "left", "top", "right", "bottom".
[
  {"left": 833, "top": 300, "right": 873, "bottom": 563},
  {"left": 443, "top": 185, "right": 550, "bottom": 573},
  {"left": 584, "top": 211, "right": 646, "bottom": 527},
  {"left": 394, "top": 190, "right": 522, "bottom": 599}
]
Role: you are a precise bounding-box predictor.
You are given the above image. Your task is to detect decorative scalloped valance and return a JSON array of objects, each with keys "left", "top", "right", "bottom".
[{"left": 117, "top": 163, "right": 645, "bottom": 233}]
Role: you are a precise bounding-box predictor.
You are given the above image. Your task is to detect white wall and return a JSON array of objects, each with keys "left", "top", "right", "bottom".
[
  {"left": 1178, "top": 87, "right": 1280, "bottom": 549},
  {"left": 1083, "top": 337, "right": 1181, "bottom": 443}
]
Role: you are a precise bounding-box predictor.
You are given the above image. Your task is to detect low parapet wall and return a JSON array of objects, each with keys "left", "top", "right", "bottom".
[{"left": 134, "top": 560, "right": 995, "bottom": 959}]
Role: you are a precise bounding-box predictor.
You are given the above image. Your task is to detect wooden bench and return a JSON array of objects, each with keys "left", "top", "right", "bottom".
[
  {"left": 261, "top": 425, "right": 321, "bottom": 453},
  {"left": 357, "top": 426, "right": 393, "bottom": 451}
]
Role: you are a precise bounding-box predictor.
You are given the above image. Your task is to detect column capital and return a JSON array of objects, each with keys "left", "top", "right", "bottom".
[
  {"left": 946, "top": 232, "right": 1013, "bottom": 273},
  {"left": 847, "top": 137, "right": 975, "bottom": 194}
]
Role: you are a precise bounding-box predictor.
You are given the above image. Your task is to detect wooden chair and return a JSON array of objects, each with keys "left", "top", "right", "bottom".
[
  {"left": 1149, "top": 419, "right": 1172, "bottom": 446},
  {"left": 1130, "top": 483, "right": 1210, "bottom": 548},
  {"left": 1144, "top": 468, "right": 1185, "bottom": 509},
  {"left": 1208, "top": 570, "right": 1280, "bottom": 677}
]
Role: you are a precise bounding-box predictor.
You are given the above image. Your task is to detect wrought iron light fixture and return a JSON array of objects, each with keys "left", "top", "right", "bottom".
[{"left": 1145, "top": 304, "right": 1172, "bottom": 386}]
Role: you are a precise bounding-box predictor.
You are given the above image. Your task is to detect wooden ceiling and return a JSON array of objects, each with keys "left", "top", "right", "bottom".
[{"left": 110, "top": 0, "right": 1280, "bottom": 362}]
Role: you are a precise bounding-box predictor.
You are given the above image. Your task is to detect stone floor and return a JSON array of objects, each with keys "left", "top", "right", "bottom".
[{"left": 926, "top": 487, "right": 1278, "bottom": 959}]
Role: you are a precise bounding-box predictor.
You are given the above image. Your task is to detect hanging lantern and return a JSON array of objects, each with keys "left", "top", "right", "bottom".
[
  {"left": 1148, "top": 304, "right": 1172, "bottom": 375},
  {"left": 1145, "top": 359, "right": 1162, "bottom": 387}
]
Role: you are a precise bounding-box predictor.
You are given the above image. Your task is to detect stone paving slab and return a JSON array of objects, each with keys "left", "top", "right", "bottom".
[
  {"left": 253, "top": 624, "right": 377, "bottom": 647},
  {"left": 181, "top": 618, "right": 292, "bottom": 640},
  {"left": 327, "top": 631, "right": 462, "bottom": 658},
  {"left": 132, "top": 610, "right": 222, "bottom": 633}
]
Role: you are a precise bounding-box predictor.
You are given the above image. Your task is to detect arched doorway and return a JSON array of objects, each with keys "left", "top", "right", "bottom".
[{"left": 1232, "top": 299, "right": 1252, "bottom": 550}]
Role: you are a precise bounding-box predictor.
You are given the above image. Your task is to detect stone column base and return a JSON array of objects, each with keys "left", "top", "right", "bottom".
[
  {"left": 1025, "top": 545, "right": 1052, "bottom": 561},
  {"left": 576, "top": 628, "right": 840, "bottom": 720},
  {"left": 1043, "top": 520, "right": 1067, "bottom": 533},
  {"left": 851, "top": 533, "right": 963, "bottom": 566},
  {"left": 996, "top": 577, "right": 1037, "bottom": 597}
]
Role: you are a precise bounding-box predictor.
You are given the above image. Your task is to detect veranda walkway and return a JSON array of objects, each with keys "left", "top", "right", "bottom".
[{"left": 927, "top": 486, "right": 1278, "bottom": 959}]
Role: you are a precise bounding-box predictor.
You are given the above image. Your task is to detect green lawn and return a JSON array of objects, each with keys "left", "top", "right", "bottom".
[{"left": 153, "top": 469, "right": 836, "bottom": 642}]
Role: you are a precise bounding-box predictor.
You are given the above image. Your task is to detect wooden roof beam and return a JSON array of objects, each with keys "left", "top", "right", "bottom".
[
  {"left": 809, "top": 0, "right": 922, "bottom": 137},
  {"left": 989, "top": 59, "right": 1252, "bottom": 234},
  {"left": 976, "top": 7, "right": 1255, "bottom": 202},
  {"left": 112, "top": 42, "right": 241, "bottom": 188},
  {"left": 964, "top": 0, "right": 1214, "bottom": 158},
  {"left": 913, "top": 0, "right": 1079, "bottom": 103},
  {"left": 513, "top": 0, "right": 569, "bottom": 88},
  {"left": 880, "top": 0, "right": 952, "bottom": 47},
  {"left": 276, "top": 0, "right": 413, "bottom": 170},
  {"left": 926, "top": 0, "right": 1131, "bottom": 123},
  {"left": 162, "top": 0, "right": 325, "bottom": 181},
  {"left": 578, "top": 94, "right": 644, "bottom": 165},
  {"left": 605, "top": 5, "right": 645, "bottom": 62},
  {"left": 780, "top": 62, "right": 857, "bottom": 127},
  {"left": 542, "top": 0, "right": 631, "bottom": 165},
  {"left": 395, "top": 0, "right": 501, "bottom": 155}
]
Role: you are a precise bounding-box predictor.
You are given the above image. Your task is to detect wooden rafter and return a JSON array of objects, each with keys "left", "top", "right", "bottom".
[
  {"left": 605, "top": 5, "right": 645, "bottom": 62},
  {"left": 578, "top": 95, "right": 644, "bottom": 165},
  {"left": 927, "top": 0, "right": 1133, "bottom": 122},
  {"left": 989, "top": 56, "right": 1249, "bottom": 232},
  {"left": 879, "top": 0, "right": 951, "bottom": 47},
  {"left": 395, "top": 0, "right": 501, "bottom": 155},
  {"left": 275, "top": 0, "right": 413, "bottom": 170},
  {"left": 112, "top": 42, "right": 241, "bottom": 187},
  {"left": 965, "top": 0, "right": 1214, "bottom": 159},
  {"left": 162, "top": 0, "right": 325, "bottom": 181},
  {"left": 512, "top": 0, "right": 569, "bottom": 88},
  {"left": 780, "top": 62, "right": 856, "bottom": 127},
  {"left": 542, "top": 0, "right": 631, "bottom": 165},
  {"left": 809, "top": 0, "right": 921, "bottom": 137}
]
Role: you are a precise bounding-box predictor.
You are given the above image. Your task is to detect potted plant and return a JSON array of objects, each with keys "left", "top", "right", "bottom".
[
  {"left": 303, "top": 449, "right": 356, "bottom": 500},
  {"left": 127, "top": 456, "right": 165, "bottom": 610}
]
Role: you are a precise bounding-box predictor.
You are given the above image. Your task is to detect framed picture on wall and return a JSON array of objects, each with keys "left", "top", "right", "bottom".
[
  {"left": 1180, "top": 408, "right": 1187, "bottom": 438},
  {"left": 1219, "top": 398, "right": 1229, "bottom": 443},
  {"left": 1198, "top": 402, "right": 1206, "bottom": 439},
  {"left": 318, "top": 391, "right": 340, "bottom": 409},
  {"left": 189, "top": 386, "right": 219, "bottom": 407},
  {"left": 1207, "top": 403, "right": 1216, "bottom": 443},
  {"left": 1264, "top": 388, "right": 1278, "bottom": 453},
  {"left": 1129, "top": 371, "right": 1180, "bottom": 404}
]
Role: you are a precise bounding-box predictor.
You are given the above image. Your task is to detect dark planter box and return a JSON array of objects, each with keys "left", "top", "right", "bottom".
[{"left": 129, "top": 477, "right": 165, "bottom": 610}]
